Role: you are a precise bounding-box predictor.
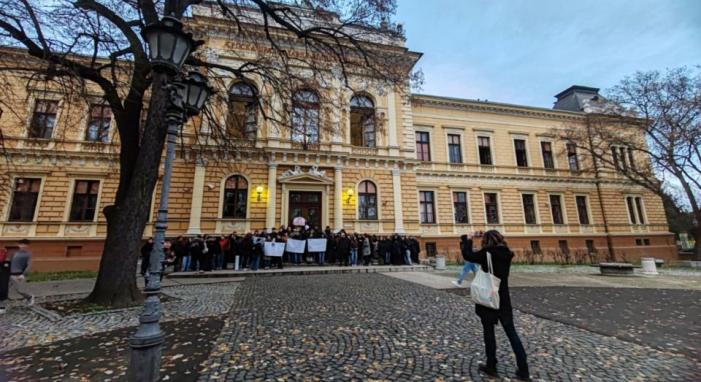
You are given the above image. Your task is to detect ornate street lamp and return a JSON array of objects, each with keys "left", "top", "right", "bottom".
[
  {"left": 141, "top": 16, "right": 199, "bottom": 74},
  {"left": 129, "top": 27, "right": 212, "bottom": 380}
]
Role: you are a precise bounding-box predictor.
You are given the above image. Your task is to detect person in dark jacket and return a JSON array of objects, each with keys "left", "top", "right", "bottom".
[
  {"left": 462, "top": 231, "right": 530, "bottom": 381},
  {"left": 390, "top": 235, "right": 403, "bottom": 265},
  {"left": 337, "top": 233, "right": 351, "bottom": 266},
  {"left": 140, "top": 238, "right": 154, "bottom": 278},
  {"left": 189, "top": 236, "right": 204, "bottom": 272}
]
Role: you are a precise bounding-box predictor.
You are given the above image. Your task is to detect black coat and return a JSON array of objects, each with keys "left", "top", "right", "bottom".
[
  {"left": 461, "top": 238, "right": 514, "bottom": 322},
  {"left": 337, "top": 237, "right": 351, "bottom": 255}
]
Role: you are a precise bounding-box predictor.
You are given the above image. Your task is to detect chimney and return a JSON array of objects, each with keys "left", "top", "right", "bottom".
[{"left": 553, "top": 85, "right": 600, "bottom": 112}]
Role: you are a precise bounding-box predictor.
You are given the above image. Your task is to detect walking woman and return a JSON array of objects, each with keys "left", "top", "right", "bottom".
[{"left": 462, "top": 230, "right": 530, "bottom": 381}]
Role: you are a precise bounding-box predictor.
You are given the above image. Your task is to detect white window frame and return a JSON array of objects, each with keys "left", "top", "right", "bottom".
[
  {"left": 482, "top": 190, "right": 503, "bottom": 225},
  {"left": 624, "top": 195, "right": 647, "bottom": 225},
  {"left": 417, "top": 189, "right": 438, "bottom": 224},
  {"left": 25, "top": 95, "right": 64, "bottom": 140},
  {"left": 520, "top": 192, "right": 540, "bottom": 225},
  {"left": 4, "top": 174, "right": 47, "bottom": 223},
  {"left": 218, "top": 173, "right": 252, "bottom": 220},
  {"left": 356, "top": 178, "right": 381, "bottom": 221},
  {"left": 574, "top": 194, "right": 593, "bottom": 225},
  {"left": 547, "top": 193, "right": 568, "bottom": 225},
  {"left": 475, "top": 133, "right": 495, "bottom": 166},
  {"left": 444, "top": 128, "right": 465, "bottom": 165},
  {"left": 63, "top": 177, "right": 104, "bottom": 223},
  {"left": 538, "top": 138, "right": 558, "bottom": 170},
  {"left": 511, "top": 134, "right": 531, "bottom": 168},
  {"left": 81, "top": 101, "right": 115, "bottom": 144},
  {"left": 451, "top": 189, "right": 471, "bottom": 224}
]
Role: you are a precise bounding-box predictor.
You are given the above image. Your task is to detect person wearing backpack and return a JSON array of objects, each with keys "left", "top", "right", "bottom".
[{"left": 462, "top": 230, "right": 530, "bottom": 381}]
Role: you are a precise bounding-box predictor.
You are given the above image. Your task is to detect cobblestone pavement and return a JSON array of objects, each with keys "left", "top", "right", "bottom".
[
  {"left": 510, "top": 287, "right": 701, "bottom": 360},
  {"left": 0, "top": 282, "right": 239, "bottom": 352},
  {"left": 200, "top": 274, "right": 700, "bottom": 381}
]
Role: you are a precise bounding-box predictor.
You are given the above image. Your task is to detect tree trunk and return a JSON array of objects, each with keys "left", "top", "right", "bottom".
[
  {"left": 86, "top": 73, "right": 170, "bottom": 307},
  {"left": 692, "top": 224, "right": 701, "bottom": 261}
]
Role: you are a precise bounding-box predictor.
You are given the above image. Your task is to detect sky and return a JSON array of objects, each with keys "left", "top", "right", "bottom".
[{"left": 395, "top": 0, "right": 701, "bottom": 108}]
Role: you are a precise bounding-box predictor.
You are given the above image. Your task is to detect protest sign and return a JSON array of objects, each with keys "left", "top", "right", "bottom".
[
  {"left": 264, "top": 241, "right": 285, "bottom": 257},
  {"left": 307, "top": 238, "right": 327, "bottom": 252},
  {"left": 285, "top": 238, "right": 306, "bottom": 253}
]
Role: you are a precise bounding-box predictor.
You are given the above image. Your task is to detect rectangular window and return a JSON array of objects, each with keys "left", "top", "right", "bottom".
[
  {"left": 28, "top": 99, "right": 58, "bottom": 139},
  {"left": 558, "top": 240, "right": 570, "bottom": 255},
  {"left": 522, "top": 194, "right": 537, "bottom": 224},
  {"left": 626, "top": 196, "right": 637, "bottom": 224},
  {"left": 514, "top": 139, "right": 528, "bottom": 167},
  {"left": 478, "top": 136, "right": 492, "bottom": 165},
  {"left": 618, "top": 147, "right": 628, "bottom": 170},
  {"left": 585, "top": 240, "right": 596, "bottom": 254},
  {"left": 635, "top": 238, "right": 643, "bottom": 246},
  {"left": 643, "top": 238, "right": 650, "bottom": 246},
  {"left": 8, "top": 178, "right": 42, "bottom": 222},
  {"left": 425, "top": 242, "right": 437, "bottom": 256},
  {"left": 628, "top": 148, "right": 636, "bottom": 171},
  {"left": 69, "top": 180, "right": 100, "bottom": 222},
  {"left": 419, "top": 191, "right": 435, "bottom": 224},
  {"left": 541, "top": 141, "right": 555, "bottom": 169},
  {"left": 635, "top": 197, "right": 645, "bottom": 224},
  {"left": 453, "top": 191, "right": 469, "bottom": 224},
  {"left": 549, "top": 194, "right": 564, "bottom": 225},
  {"left": 447, "top": 134, "right": 462, "bottom": 163},
  {"left": 576, "top": 195, "right": 590, "bottom": 225},
  {"left": 530, "top": 240, "right": 542, "bottom": 254},
  {"left": 484, "top": 192, "right": 499, "bottom": 224},
  {"left": 612, "top": 146, "right": 630, "bottom": 172},
  {"left": 85, "top": 104, "right": 112, "bottom": 143},
  {"left": 416, "top": 132, "right": 431, "bottom": 161},
  {"left": 566, "top": 143, "right": 579, "bottom": 171}
]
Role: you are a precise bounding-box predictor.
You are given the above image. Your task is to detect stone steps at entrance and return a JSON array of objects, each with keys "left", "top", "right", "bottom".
[{"left": 167, "top": 265, "right": 432, "bottom": 278}]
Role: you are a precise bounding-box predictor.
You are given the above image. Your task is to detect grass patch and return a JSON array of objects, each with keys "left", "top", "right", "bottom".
[{"left": 26, "top": 270, "right": 97, "bottom": 282}]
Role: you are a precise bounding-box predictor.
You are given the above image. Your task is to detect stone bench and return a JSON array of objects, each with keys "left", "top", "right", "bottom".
[{"left": 598, "top": 262, "right": 635, "bottom": 276}]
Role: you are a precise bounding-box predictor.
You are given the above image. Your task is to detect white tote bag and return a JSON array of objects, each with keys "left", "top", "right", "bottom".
[{"left": 470, "top": 251, "right": 501, "bottom": 309}]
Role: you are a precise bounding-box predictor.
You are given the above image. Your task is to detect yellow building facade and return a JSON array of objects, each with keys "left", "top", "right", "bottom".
[{"left": 0, "top": 7, "right": 675, "bottom": 271}]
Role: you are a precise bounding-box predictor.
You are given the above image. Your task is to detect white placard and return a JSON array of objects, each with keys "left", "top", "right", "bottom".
[
  {"left": 285, "top": 238, "right": 306, "bottom": 253},
  {"left": 253, "top": 237, "right": 265, "bottom": 245},
  {"left": 307, "top": 238, "right": 327, "bottom": 252},
  {"left": 264, "top": 242, "right": 286, "bottom": 257}
]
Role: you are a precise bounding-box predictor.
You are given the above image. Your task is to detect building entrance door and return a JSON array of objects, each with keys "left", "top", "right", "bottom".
[{"left": 288, "top": 191, "right": 322, "bottom": 229}]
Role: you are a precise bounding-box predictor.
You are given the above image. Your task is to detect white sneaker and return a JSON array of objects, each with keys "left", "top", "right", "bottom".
[
  {"left": 0, "top": 307, "right": 6, "bottom": 314},
  {"left": 27, "top": 295, "right": 35, "bottom": 306},
  {"left": 451, "top": 280, "right": 463, "bottom": 288}
]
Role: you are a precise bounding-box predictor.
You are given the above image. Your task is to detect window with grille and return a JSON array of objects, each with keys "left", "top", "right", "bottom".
[
  {"left": 28, "top": 99, "right": 58, "bottom": 139},
  {"left": 416, "top": 132, "right": 431, "bottom": 161},
  {"left": 419, "top": 191, "right": 436, "bottom": 224},
  {"left": 69, "top": 180, "right": 100, "bottom": 221},
  {"left": 484, "top": 192, "right": 499, "bottom": 224},
  {"left": 8, "top": 178, "right": 41, "bottom": 222}
]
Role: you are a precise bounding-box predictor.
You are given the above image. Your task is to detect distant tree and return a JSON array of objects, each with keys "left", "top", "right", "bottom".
[
  {"left": 0, "top": 0, "right": 420, "bottom": 307},
  {"left": 560, "top": 67, "right": 701, "bottom": 259}
]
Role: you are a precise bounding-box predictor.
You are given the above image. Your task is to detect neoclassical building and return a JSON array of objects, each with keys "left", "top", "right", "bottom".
[{"left": 0, "top": 5, "right": 675, "bottom": 271}]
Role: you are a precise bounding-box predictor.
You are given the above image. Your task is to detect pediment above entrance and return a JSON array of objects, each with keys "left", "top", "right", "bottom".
[{"left": 279, "top": 165, "right": 334, "bottom": 185}]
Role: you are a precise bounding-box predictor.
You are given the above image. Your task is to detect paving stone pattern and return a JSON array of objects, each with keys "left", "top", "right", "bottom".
[
  {"left": 0, "top": 282, "right": 238, "bottom": 352},
  {"left": 200, "top": 274, "right": 700, "bottom": 381}
]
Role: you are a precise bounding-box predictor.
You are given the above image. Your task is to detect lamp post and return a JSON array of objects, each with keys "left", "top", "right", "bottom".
[{"left": 128, "top": 15, "right": 211, "bottom": 382}]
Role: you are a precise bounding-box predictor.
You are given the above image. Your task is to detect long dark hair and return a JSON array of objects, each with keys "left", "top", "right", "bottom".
[{"left": 480, "top": 230, "right": 507, "bottom": 249}]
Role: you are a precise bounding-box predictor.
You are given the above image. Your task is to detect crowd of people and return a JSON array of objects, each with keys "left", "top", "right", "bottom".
[{"left": 141, "top": 225, "right": 423, "bottom": 275}]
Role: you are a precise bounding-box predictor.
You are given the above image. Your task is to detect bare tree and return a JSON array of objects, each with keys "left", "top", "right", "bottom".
[
  {"left": 560, "top": 67, "right": 701, "bottom": 259},
  {"left": 0, "top": 0, "right": 420, "bottom": 306}
]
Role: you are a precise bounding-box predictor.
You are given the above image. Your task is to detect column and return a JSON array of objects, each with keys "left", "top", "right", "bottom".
[
  {"left": 265, "top": 163, "right": 278, "bottom": 232},
  {"left": 185, "top": 158, "right": 206, "bottom": 235},
  {"left": 392, "top": 168, "right": 405, "bottom": 233},
  {"left": 387, "top": 91, "right": 399, "bottom": 156},
  {"left": 334, "top": 167, "right": 343, "bottom": 231}
]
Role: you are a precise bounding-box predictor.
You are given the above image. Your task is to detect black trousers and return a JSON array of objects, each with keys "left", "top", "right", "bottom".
[{"left": 480, "top": 313, "right": 529, "bottom": 374}]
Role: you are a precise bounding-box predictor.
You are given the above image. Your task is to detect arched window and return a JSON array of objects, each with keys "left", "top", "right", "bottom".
[
  {"left": 291, "top": 89, "right": 319, "bottom": 144},
  {"left": 228, "top": 82, "right": 258, "bottom": 140},
  {"left": 350, "top": 94, "right": 375, "bottom": 147},
  {"left": 358, "top": 180, "right": 378, "bottom": 220},
  {"left": 222, "top": 175, "right": 248, "bottom": 218}
]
